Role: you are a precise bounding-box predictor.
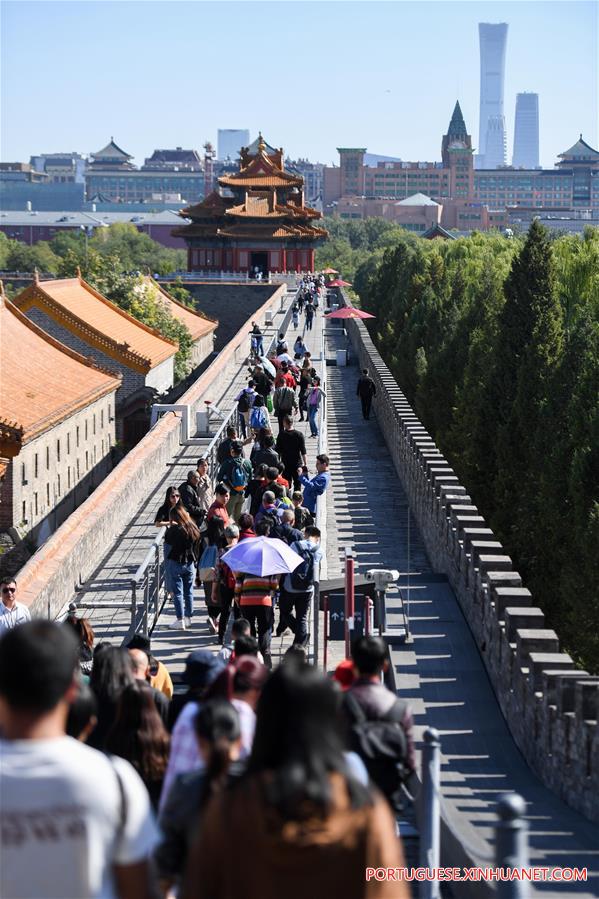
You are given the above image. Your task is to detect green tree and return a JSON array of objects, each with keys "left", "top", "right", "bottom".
[{"left": 5, "top": 241, "right": 59, "bottom": 274}]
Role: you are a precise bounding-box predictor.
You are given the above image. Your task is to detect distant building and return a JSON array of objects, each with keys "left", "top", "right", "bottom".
[
  {"left": 85, "top": 139, "right": 204, "bottom": 205},
  {"left": 287, "top": 158, "right": 324, "bottom": 208},
  {"left": 0, "top": 285, "right": 120, "bottom": 540},
  {"left": 174, "top": 134, "right": 327, "bottom": 275},
  {"left": 0, "top": 163, "right": 86, "bottom": 212},
  {"left": 13, "top": 274, "right": 178, "bottom": 447},
  {"left": 217, "top": 130, "right": 250, "bottom": 162},
  {"left": 512, "top": 93, "right": 540, "bottom": 168},
  {"left": 477, "top": 23, "right": 508, "bottom": 168},
  {"left": 30, "top": 153, "right": 87, "bottom": 184}
]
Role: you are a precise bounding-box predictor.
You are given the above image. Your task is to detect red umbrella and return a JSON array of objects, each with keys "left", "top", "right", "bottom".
[
  {"left": 325, "top": 306, "right": 375, "bottom": 320},
  {"left": 327, "top": 278, "right": 352, "bottom": 287},
  {"left": 322, "top": 267, "right": 339, "bottom": 275}
]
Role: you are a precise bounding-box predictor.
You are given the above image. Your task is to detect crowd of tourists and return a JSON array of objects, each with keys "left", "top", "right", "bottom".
[{"left": 0, "top": 275, "right": 415, "bottom": 899}]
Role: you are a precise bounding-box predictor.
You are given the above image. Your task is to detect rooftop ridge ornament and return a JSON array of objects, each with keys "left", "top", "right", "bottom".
[{"left": 257, "top": 132, "right": 266, "bottom": 154}]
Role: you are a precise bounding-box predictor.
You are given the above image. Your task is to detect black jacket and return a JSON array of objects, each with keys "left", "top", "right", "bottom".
[
  {"left": 178, "top": 482, "right": 203, "bottom": 521},
  {"left": 357, "top": 376, "right": 376, "bottom": 398},
  {"left": 164, "top": 525, "right": 199, "bottom": 565}
]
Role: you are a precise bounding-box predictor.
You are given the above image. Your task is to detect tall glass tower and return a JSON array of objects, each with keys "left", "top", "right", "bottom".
[
  {"left": 477, "top": 23, "right": 508, "bottom": 168},
  {"left": 513, "top": 93, "right": 540, "bottom": 168}
]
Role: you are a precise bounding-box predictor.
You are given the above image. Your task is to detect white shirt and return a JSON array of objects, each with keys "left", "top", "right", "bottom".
[
  {"left": 160, "top": 701, "right": 204, "bottom": 811},
  {"left": 0, "top": 736, "right": 158, "bottom": 899},
  {"left": 0, "top": 600, "right": 31, "bottom": 632},
  {"left": 231, "top": 698, "right": 256, "bottom": 758}
]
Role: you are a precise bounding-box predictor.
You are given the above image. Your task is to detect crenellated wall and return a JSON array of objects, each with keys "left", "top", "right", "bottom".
[{"left": 346, "top": 314, "right": 599, "bottom": 824}]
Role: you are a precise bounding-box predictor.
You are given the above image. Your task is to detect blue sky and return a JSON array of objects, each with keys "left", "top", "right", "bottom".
[{"left": 1, "top": 1, "right": 597, "bottom": 168}]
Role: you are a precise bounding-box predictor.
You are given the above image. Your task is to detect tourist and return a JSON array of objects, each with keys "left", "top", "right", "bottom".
[
  {"left": 342, "top": 636, "right": 416, "bottom": 815},
  {"left": 195, "top": 457, "right": 214, "bottom": 519},
  {"left": 254, "top": 490, "right": 282, "bottom": 531},
  {"left": 217, "top": 617, "right": 252, "bottom": 663},
  {"left": 249, "top": 394, "right": 270, "bottom": 432},
  {"left": 206, "top": 483, "right": 230, "bottom": 526},
  {"left": 217, "top": 441, "right": 253, "bottom": 523},
  {"left": 156, "top": 701, "right": 245, "bottom": 893},
  {"left": 306, "top": 375, "right": 326, "bottom": 437},
  {"left": 356, "top": 368, "right": 377, "bottom": 420},
  {"left": 233, "top": 634, "right": 261, "bottom": 659},
  {"left": 0, "top": 577, "right": 30, "bottom": 632},
  {"left": 128, "top": 647, "right": 170, "bottom": 725},
  {"left": 291, "top": 490, "right": 314, "bottom": 530},
  {"left": 88, "top": 644, "right": 135, "bottom": 750},
  {"left": 127, "top": 633, "right": 174, "bottom": 700},
  {"left": 273, "top": 380, "right": 297, "bottom": 433},
  {"left": 274, "top": 360, "right": 297, "bottom": 389},
  {"left": 305, "top": 300, "right": 315, "bottom": 331},
  {"left": 278, "top": 525, "right": 322, "bottom": 646},
  {"left": 236, "top": 379, "right": 257, "bottom": 438},
  {"left": 293, "top": 335, "right": 306, "bottom": 359},
  {"left": 66, "top": 680, "right": 98, "bottom": 743},
  {"left": 216, "top": 426, "right": 240, "bottom": 465},
  {"left": 298, "top": 453, "right": 331, "bottom": 516},
  {"left": 252, "top": 364, "right": 272, "bottom": 401},
  {"left": 238, "top": 512, "right": 257, "bottom": 540},
  {"left": 212, "top": 523, "right": 240, "bottom": 644},
  {"left": 105, "top": 681, "right": 170, "bottom": 811},
  {"left": 154, "top": 485, "right": 181, "bottom": 527},
  {"left": 250, "top": 431, "right": 280, "bottom": 469},
  {"left": 63, "top": 613, "right": 95, "bottom": 677},
  {"left": 165, "top": 505, "right": 201, "bottom": 631},
  {"left": 201, "top": 516, "right": 227, "bottom": 636},
  {"left": 277, "top": 508, "right": 303, "bottom": 546},
  {"left": 0, "top": 622, "right": 159, "bottom": 899},
  {"left": 214, "top": 654, "right": 268, "bottom": 756},
  {"left": 233, "top": 568, "right": 280, "bottom": 669},
  {"left": 275, "top": 414, "right": 307, "bottom": 489},
  {"left": 249, "top": 321, "right": 264, "bottom": 357},
  {"left": 297, "top": 364, "right": 312, "bottom": 421},
  {"left": 178, "top": 471, "right": 206, "bottom": 528},
  {"left": 276, "top": 333, "right": 288, "bottom": 355},
  {"left": 182, "top": 665, "right": 406, "bottom": 899},
  {"left": 161, "top": 651, "right": 226, "bottom": 805}
]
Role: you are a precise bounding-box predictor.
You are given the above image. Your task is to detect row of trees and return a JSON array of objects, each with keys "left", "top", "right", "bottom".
[
  {"left": 0, "top": 224, "right": 194, "bottom": 382},
  {"left": 355, "top": 223, "right": 599, "bottom": 672}
]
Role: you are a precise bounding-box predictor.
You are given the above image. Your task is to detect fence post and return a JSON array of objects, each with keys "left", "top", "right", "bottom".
[
  {"left": 344, "top": 547, "right": 355, "bottom": 657},
  {"left": 323, "top": 594, "right": 329, "bottom": 671},
  {"left": 420, "top": 727, "right": 441, "bottom": 899},
  {"left": 495, "top": 794, "right": 529, "bottom": 898},
  {"left": 312, "top": 586, "right": 320, "bottom": 668},
  {"left": 130, "top": 581, "right": 137, "bottom": 635},
  {"left": 153, "top": 544, "right": 160, "bottom": 631}
]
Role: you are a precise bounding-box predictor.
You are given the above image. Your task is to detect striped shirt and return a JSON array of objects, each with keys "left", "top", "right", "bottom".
[{"left": 234, "top": 574, "right": 280, "bottom": 607}]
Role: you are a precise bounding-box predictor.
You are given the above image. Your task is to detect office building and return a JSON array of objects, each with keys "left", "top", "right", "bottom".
[
  {"left": 477, "top": 23, "right": 508, "bottom": 168},
  {"left": 513, "top": 93, "right": 540, "bottom": 169},
  {"left": 217, "top": 129, "right": 250, "bottom": 162},
  {"left": 30, "top": 153, "right": 87, "bottom": 183}
]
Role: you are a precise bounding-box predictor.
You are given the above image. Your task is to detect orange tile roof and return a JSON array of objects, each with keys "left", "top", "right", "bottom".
[
  {"left": 218, "top": 174, "right": 301, "bottom": 188},
  {"left": 144, "top": 278, "right": 218, "bottom": 341},
  {"left": 14, "top": 276, "right": 177, "bottom": 373},
  {"left": 0, "top": 293, "right": 121, "bottom": 443},
  {"left": 217, "top": 223, "right": 327, "bottom": 241}
]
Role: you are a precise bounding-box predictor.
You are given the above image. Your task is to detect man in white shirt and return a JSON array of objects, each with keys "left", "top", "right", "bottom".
[
  {"left": 0, "top": 620, "right": 159, "bottom": 899},
  {"left": 0, "top": 577, "right": 31, "bottom": 632}
]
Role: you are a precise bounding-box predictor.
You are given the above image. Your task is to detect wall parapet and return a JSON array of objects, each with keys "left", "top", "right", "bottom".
[
  {"left": 345, "top": 312, "right": 598, "bottom": 824},
  {"left": 17, "top": 285, "right": 287, "bottom": 622}
]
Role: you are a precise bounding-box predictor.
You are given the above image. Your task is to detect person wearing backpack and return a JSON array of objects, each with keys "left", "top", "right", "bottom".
[
  {"left": 278, "top": 526, "right": 322, "bottom": 647},
  {"left": 235, "top": 380, "right": 257, "bottom": 438},
  {"left": 249, "top": 395, "right": 270, "bottom": 433},
  {"left": 273, "top": 383, "right": 297, "bottom": 433},
  {"left": 217, "top": 442, "right": 253, "bottom": 523},
  {"left": 356, "top": 368, "right": 377, "bottom": 421},
  {"left": 342, "top": 636, "right": 415, "bottom": 815}
]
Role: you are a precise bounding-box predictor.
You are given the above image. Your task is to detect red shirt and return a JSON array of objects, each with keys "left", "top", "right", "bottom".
[
  {"left": 275, "top": 371, "right": 296, "bottom": 389},
  {"left": 207, "top": 502, "right": 230, "bottom": 525},
  {"left": 239, "top": 529, "right": 257, "bottom": 540}
]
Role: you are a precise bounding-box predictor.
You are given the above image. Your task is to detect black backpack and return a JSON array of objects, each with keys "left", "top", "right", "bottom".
[
  {"left": 290, "top": 543, "right": 316, "bottom": 590},
  {"left": 237, "top": 391, "right": 251, "bottom": 413},
  {"left": 344, "top": 692, "right": 410, "bottom": 807},
  {"left": 261, "top": 508, "right": 285, "bottom": 540}
]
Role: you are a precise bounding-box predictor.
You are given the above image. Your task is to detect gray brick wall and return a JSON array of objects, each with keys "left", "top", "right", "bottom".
[{"left": 346, "top": 315, "right": 599, "bottom": 824}]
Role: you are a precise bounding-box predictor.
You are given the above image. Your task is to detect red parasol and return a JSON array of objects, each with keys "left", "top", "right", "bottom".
[
  {"left": 325, "top": 306, "right": 375, "bottom": 320},
  {"left": 327, "top": 278, "right": 352, "bottom": 287},
  {"left": 322, "top": 267, "right": 339, "bottom": 275}
]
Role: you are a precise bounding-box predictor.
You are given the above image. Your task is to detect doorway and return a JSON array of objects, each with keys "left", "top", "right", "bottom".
[{"left": 250, "top": 251, "right": 268, "bottom": 279}]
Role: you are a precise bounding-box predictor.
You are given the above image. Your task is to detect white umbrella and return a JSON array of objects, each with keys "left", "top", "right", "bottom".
[{"left": 221, "top": 536, "right": 303, "bottom": 576}]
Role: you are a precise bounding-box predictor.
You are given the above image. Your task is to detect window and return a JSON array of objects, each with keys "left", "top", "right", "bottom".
[
  {"left": 85, "top": 451, "right": 89, "bottom": 470},
  {"left": 68, "top": 468, "right": 71, "bottom": 489},
  {"left": 46, "top": 483, "right": 50, "bottom": 505},
  {"left": 21, "top": 462, "right": 26, "bottom": 485},
  {"left": 56, "top": 439, "right": 61, "bottom": 462},
  {"left": 93, "top": 414, "right": 96, "bottom": 435},
  {"left": 34, "top": 453, "right": 39, "bottom": 477},
  {"left": 67, "top": 433, "right": 71, "bottom": 454},
  {"left": 77, "top": 459, "right": 80, "bottom": 478},
  {"left": 46, "top": 447, "right": 50, "bottom": 470},
  {"left": 85, "top": 420, "right": 88, "bottom": 440},
  {"left": 34, "top": 493, "right": 38, "bottom": 516},
  {"left": 57, "top": 474, "right": 61, "bottom": 497},
  {"left": 101, "top": 409, "right": 104, "bottom": 428},
  {"left": 22, "top": 501, "right": 27, "bottom": 523},
  {"left": 76, "top": 426, "right": 80, "bottom": 448}
]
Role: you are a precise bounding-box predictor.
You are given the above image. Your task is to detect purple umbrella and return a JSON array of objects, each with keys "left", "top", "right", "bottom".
[{"left": 221, "top": 536, "right": 303, "bottom": 576}]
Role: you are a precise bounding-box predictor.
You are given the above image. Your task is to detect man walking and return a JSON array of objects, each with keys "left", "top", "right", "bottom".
[
  {"left": 0, "top": 577, "right": 31, "bottom": 632},
  {"left": 0, "top": 621, "right": 158, "bottom": 898},
  {"left": 275, "top": 414, "right": 307, "bottom": 490},
  {"left": 179, "top": 471, "right": 205, "bottom": 527},
  {"left": 356, "top": 368, "right": 377, "bottom": 420},
  {"left": 249, "top": 321, "right": 264, "bottom": 357},
  {"left": 273, "top": 382, "right": 297, "bottom": 433},
  {"left": 298, "top": 454, "right": 331, "bottom": 516},
  {"left": 217, "top": 442, "right": 253, "bottom": 522},
  {"left": 234, "top": 571, "right": 280, "bottom": 669},
  {"left": 278, "top": 525, "right": 322, "bottom": 646}
]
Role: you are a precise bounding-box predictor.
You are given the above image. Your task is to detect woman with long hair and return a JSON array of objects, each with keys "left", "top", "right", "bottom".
[
  {"left": 156, "top": 700, "right": 244, "bottom": 891},
  {"left": 88, "top": 645, "right": 135, "bottom": 750},
  {"left": 165, "top": 504, "right": 201, "bottom": 631},
  {"left": 154, "top": 485, "right": 181, "bottom": 527},
  {"left": 182, "top": 666, "right": 406, "bottom": 899},
  {"left": 105, "top": 682, "right": 170, "bottom": 810},
  {"left": 212, "top": 523, "right": 240, "bottom": 645},
  {"left": 63, "top": 613, "right": 95, "bottom": 677},
  {"left": 306, "top": 375, "right": 326, "bottom": 438}
]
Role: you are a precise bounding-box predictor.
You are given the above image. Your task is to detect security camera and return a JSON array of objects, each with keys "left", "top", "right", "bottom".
[{"left": 365, "top": 569, "right": 400, "bottom": 589}]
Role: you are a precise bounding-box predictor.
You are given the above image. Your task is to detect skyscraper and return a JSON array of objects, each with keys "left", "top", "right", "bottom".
[
  {"left": 217, "top": 129, "right": 250, "bottom": 161},
  {"left": 477, "top": 22, "right": 508, "bottom": 168},
  {"left": 513, "top": 93, "right": 540, "bottom": 168}
]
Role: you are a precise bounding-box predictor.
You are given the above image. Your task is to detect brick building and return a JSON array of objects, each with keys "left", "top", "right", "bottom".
[
  {"left": 13, "top": 274, "right": 178, "bottom": 446},
  {"left": 0, "top": 285, "right": 120, "bottom": 541}
]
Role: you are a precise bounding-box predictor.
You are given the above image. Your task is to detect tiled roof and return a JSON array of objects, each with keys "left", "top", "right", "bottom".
[
  {"left": 558, "top": 135, "right": 599, "bottom": 160},
  {"left": 143, "top": 277, "right": 218, "bottom": 341},
  {"left": 0, "top": 291, "right": 120, "bottom": 443},
  {"left": 14, "top": 276, "right": 177, "bottom": 373},
  {"left": 218, "top": 173, "right": 301, "bottom": 188},
  {"left": 179, "top": 191, "right": 230, "bottom": 220},
  {"left": 396, "top": 193, "right": 439, "bottom": 206},
  {"left": 91, "top": 138, "right": 133, "bottom": 160},
  {"left": 217, "top": 223, "right": 327, "bottom": 240}
]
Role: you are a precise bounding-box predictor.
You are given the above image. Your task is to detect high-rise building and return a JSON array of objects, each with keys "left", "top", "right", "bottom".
[
  {"left": 513, "top": 93, "right": 540, "bottom": 168},
  {"left": 477, "top": 23, "right": 508, "bottom": 168},
  {"left": 217, "top": 129, "right": 250, "bottom": 161}
]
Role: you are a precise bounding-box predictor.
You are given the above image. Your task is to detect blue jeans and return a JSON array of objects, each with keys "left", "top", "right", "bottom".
[
  {"left": 251, "top": 336, "right": 264, "bottom": 356},
  {"left": 165, "top": 558, "right": 195, "bottom": 619},
  {"left": 308, "top": 405, "right": 319, "bottom": 436}
]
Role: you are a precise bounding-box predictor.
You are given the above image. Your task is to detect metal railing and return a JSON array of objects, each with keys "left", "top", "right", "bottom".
[{"left": 311, "top": 321, "right": 329, "bottom": 666}]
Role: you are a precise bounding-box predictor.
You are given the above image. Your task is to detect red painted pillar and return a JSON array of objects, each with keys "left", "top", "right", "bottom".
[
  {"left": 281, "top": 248, "right": 287, "bottom": 272},
  {"left": 309, "top": 248, "right": 315, "bottom": 272}
]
